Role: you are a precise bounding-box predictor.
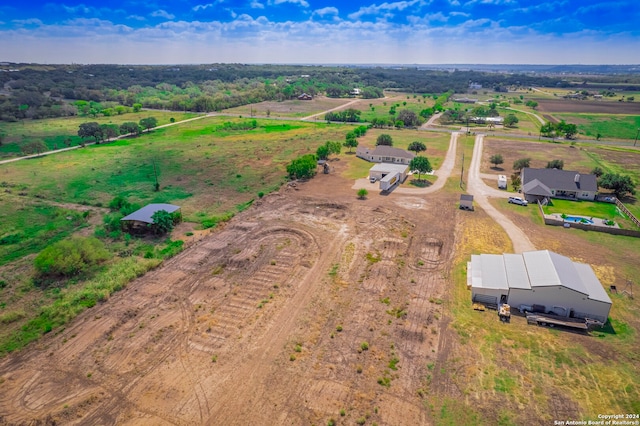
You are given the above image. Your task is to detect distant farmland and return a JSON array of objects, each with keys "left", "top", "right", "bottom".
[{"left": 536, "top": 98, "right": 640, "bottom": 114}]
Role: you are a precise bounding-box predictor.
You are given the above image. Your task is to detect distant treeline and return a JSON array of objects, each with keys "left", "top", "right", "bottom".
[{"left": 0, "top": 63, "right": 592, "bottom": 122}]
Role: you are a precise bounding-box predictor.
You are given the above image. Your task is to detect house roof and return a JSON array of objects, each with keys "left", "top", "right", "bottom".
[
  {"left": 469, "top": 250, "right": 611, "bottom": 305},
  {"left": 121, "top": 203, "right": 180, "bottom": 224},
  {"left": 364, "top": 145, "right": 415, "bottom": 159},
  {"left": 522, "top": 178, "right": 552, "bottom": 197},
  {"left": 521, "top": 168, "right": 598, "bottom": 193},
  {"left": 369, "top": 163, "right": 409, "bottom": 174},
  {"left": 460, "top": 194, "right": 474, "bottom": 202}
]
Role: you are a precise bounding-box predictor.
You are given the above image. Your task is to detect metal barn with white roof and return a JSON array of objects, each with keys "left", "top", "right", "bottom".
[{"left": 467, "top": 250, "right": 611, "bottom": 323}]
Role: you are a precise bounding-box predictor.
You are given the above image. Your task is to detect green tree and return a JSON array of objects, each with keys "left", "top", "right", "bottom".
[
  {"left": 546, "top": 159, "right": 564, "bottom": 169},
  {"left": 511, "top": 173, "right": 522, "bottom": 191},
  {"left": 397, "top": 109, "right": 421, "bottom": 127},
  {"left": 591, "top": 166, "right": 604, "bottom": 177},
  {"left": 139, "top": 117, "right": 158, "bottom": 132},
  {"left": 150, "top": 210, "right": 175, "bottom": 235},
  {"left": 100, "top": 124, "right": 119, "bottom": 142},
  {"left": 120, "top": 122, "right": 142, "bottom": 136},
  {"left": 376, "top": 134, "right": 393, "bottom": 146},
  {"left": 78, "top": 122, "right": 103, "bottom": 143},
  {"left": 0, "top": 131, "right": 5, "bottom": 146},
  {"left": 504, "top": 114, "right": 519, "bottom": 127},
  {"left": 344, "top": 133, "right": 358, "bottom": 153},
  {"left": 490, "top": 154, "right": 504, "bottom": 168},
  {"left": 540, "top": 122, "right": 555, "bottom": 137},
  {"left": 409, "top": 156, "right": 432, "bottom": 180},
  {"left": 407, "top": 141, "right": 426, "bottom": 154},
  {"left": 133, "top": 103, "right": 142, "bottom": 113},
  {"left": 326, "top": 141, "right": 342, "bottom": 155},
  {"left": 598, "top": 173, "right": 636, "bottom": 198},
  {"left": 561, "top": 122, "right": 577, "bottom": 139},
  {"left": 525, "top": 100, "right": 538, "bottom": 109},
  {"left": 34, "top": 237, "right": 110, "bottom": 278},
  {"left": 513, "top": 158, "right": 531, "bottom": 171},
  {"left": 316, "top": 144, "right": 330, "bottom": 160},
  {"left": 287, "top": 154, "right": 317, "bottom": 179},
  {"left": 21, "top": 141, "right": 48, "bottom": 156},
  {"left": 357, "top": 188, "right": 368, "bottom": 200}
]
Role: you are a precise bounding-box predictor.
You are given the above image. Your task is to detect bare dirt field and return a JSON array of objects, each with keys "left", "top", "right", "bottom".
[
  {"left": 0, "top": 160, "right": 460, "bottom": 425},
  {"left": 535, "top": 98, "right": 640, "bottom": 114},
  {"left": 222, "top": 96, "right": 350, "bottom": 118}
]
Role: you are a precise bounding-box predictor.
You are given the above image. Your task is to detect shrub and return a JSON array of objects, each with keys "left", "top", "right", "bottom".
[
  {"left": 108, "top": 195, "right": 130, "bottom": 211},
  {"left": 0, "top": 234, "right": 22, "bottom": 245},
  {"left": 34, "top": 237, "right": 111, "bottom": 278}
]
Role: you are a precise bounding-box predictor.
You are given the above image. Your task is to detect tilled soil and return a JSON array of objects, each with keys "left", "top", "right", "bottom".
[{"left": 0, "top": 163, "right": 460, "bottom": 425}]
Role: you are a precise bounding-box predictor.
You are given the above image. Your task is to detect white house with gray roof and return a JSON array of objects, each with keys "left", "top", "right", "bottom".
[
  {"left": 467, "top": 250, "right": 611, "bottom": 323},
  {"left": 521, "top": 168, "right": 598, "bottom": 203},
  {"left": 356, "top": 145, "right": 415, "bottom": 165}
]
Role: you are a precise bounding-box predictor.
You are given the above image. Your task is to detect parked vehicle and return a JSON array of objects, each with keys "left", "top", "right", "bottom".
[
  {"left": 369, "top": 176, "right": 377, "bottom": 183},
  {"left": 497, "top": 175, "right": 507, "bottom": 189},
  {"left": 508, "top": 196, "right": 528, "bottom": 206}
]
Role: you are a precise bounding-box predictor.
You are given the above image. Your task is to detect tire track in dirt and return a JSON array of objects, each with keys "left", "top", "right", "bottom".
[{"left": 202, "top": 218, "right": 345, "bottom": 424}]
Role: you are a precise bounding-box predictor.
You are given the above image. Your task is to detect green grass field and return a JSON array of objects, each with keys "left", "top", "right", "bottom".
[
  {"left": 553, "top": 113, "right": 640, "bottom": 141},
  {"left": 542, "top": 199, "right": 637, "bottom": 228},
  {"left": 358, "top": 93, "right": 435, "bottom": 123},
  {"left": 0, "top": 111, "right": 200, "bottom": 156},
  {"left": 0, "top": 199, "right": 89, "bottom": 266}
]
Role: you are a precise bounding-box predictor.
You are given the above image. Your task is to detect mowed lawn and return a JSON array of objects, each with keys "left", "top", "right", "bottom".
[
  {"left": 543, "top": 199, "right": 638, "bottom": 229},
  {"left": 0, "top": 111, "right": 201, "bottom": 156}
]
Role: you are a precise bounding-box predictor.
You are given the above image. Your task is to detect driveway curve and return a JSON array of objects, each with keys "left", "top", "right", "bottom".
[
  {"left": 468, "top": 134, "right": 536, "bottom": 253},
  {"left": 352, "top": 132, "right": 459, "bottom": 194}
]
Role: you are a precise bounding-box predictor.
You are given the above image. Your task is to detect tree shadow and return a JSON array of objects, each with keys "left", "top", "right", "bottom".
[
  {"left": 409, "top": 179, "right": 432, "bottom": 188},
  {"left": 490, "top": 166, "right": 504, "bottom": 171}
]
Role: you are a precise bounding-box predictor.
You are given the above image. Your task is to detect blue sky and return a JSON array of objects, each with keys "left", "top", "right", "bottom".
[{"left": 0, "top": 0, "right": 638, "bottom": 64}]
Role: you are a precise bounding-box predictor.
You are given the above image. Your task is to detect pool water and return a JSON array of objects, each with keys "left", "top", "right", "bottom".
[{"left": 564, "top": 216, "right": 594, "bottom": 224}]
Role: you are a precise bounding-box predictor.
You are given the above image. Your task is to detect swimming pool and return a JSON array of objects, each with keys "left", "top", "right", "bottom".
[{"left": 564, "top": 216, "right": 594, "bottom": 224}]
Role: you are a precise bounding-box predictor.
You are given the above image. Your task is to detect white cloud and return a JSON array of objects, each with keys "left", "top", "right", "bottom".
[
  {"left": 62, "top": 4, "right": 93, "bottom": 14},
  {"left": 12, "top": 18, "right": 44, "bottom": 26},
  {"left": 193, "top": 3, "right": 214, "bottom": 12},
  {"left": 269, "top": 0, "right": 310, "bottom": 8},
  {"left": 313, "top": 7, "right": 339, "bottom": 17},
  {"left": 127, "top": 15, "right": 146, "bottom": 21},
  {"left": 348, "top": 1, "right": 421, "bottom": 20},
  {"left": 150, "top": 10, "right": 175, "bottom": 20},
  {"left": 0, "top": 10, "right": 634, "bottom": 65},
  {"left": 250, "top": 1, "right": 265, "bottom": 9}
]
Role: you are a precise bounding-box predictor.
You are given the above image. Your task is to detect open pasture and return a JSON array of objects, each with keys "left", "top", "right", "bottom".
[
  {"left": 0, "top": 111, "right": 199, "bottom": 157},
  {"left": 0, "top": 116, "right": 350, "bottom": 221},
  {"left": 552, "top": 113, "right": 640, "bottom": 141},
  {"left": 221, "top": 96, "right": 349, "bottom": 118}
]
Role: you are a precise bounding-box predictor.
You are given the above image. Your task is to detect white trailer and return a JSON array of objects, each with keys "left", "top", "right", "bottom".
[
  {"left": 498, "top": 175, "right": 507, "bottom": 189},
  {"left": 380, "top": 172, "right": 400, "bottom": 191}
]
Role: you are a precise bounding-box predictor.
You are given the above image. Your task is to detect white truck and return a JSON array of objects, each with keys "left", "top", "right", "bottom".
[
  {"left": 497, "top": 174, "right": 507, "bottom": 189},
  {"left": 379, "top": 172, "right": 400, "bottom": 191}
]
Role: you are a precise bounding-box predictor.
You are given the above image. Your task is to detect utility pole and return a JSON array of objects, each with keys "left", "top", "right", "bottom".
[
  {"left": 460, "top": 152, "right": 465, "bottom": 189},
  {"left": 634, "top": 128, "right": 639, "bottom": 147}
]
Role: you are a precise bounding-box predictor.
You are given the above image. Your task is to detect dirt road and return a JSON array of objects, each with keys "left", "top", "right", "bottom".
[
  {"left": 0, "top": 162, "right": 460, "bottom": 425},
  {"left": 467, "top": 134, "right": 535, "bottom": 253}
]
